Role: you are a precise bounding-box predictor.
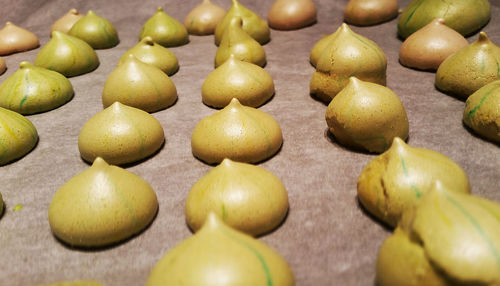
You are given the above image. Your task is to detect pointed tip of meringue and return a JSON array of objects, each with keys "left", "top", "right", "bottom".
[
  {"left": 19, "top": 61, "right": 32, "bottom": 69},
  {"left": 477, "top": 31, "right": 489, "bottom": 43}
]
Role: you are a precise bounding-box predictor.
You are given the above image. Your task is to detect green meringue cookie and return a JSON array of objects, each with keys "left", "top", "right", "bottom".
[
  {"left": 191, "top": 98, "right": 282, "bottom": 164},
  {"left": 69, "top": 10, "right": 119, "bottom": 49},
  {"left": 436, "top": 32, "right": 500, "bottom": 99},
  {"left": 463, "top": 80, "right": 500, "bottom": 143},
  {"left": 310, "top": 23, "right": 387, "bottom": 102},
  {"left": 215, "top": 17, "right": 266, "bottom": 68},
  {"left": 0, "top": 106, "right": 38, "bottom": 165},
  {"left": 0, "top": 62, "right": 73, "bottom": 114},
  {"left": 185, "top": 158, "right": 289, "bottom": 236},
  {"left": 398, "top": 0, "right": 490, "bottom": 39},
  {"left": 120, "top": 36, "right": 179, "bottom": 76},
  {"left": 139, "top": 7, "right": 189, "bottom": 47},
  {"left": 203, "top": 55, "right": 274, "bottom": 108},
  {"left": 325, "top": 77, "right": 408, "bottom": 153},
  {"left": 103, "top": 55, "right": 177, "bottom": 113},
  {"left": 34, "top": 31, "right": 99, "bottom": 77},
  {"left": 214, "top": 0, "right": 270, "bottom": 46},
  {"left": 357, "top": 137, "right": 470, "bottom": 227},
  {"left": 146, "top": 213, "right": 294, "bottom": 286},
  {"left": 49, "top": 157, "right": 158, "bottom": 247},
  {"left": 78, "top": 102, "right": 165, "bottom": 165},
  {"left": 310, "top": 33, "right": 332, "bottom": 68},
  {"left": 377, "top": 182, "right": 500, "bottom": 286}
]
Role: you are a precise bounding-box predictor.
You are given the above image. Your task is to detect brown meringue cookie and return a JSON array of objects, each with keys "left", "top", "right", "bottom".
[
  {"left": 400, "top": 18, "right": 468, "bottom": 71},
  {"left": 267, "top": 0, "right": 317, "bottom": 30},
  {"left": 184, "top": 0, "right": 226, "bottom": 35},
  {"left": 344, "top": 0, "right": 398, "bottom": 26},
  {"left": 0, "top": 57, "right": 5, "bottom": 75},
  {"left": 0, "top": 22, "right": 39, "bottom": 56},
  {"left": 50, "top": 9, "right": 83, "bottom": 34}
]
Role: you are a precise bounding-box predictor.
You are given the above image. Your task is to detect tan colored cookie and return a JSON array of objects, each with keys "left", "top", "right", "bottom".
[
  {"left": 184, "top": 0, "right": 226, "bottom": 35},
  {"left": 191, "top": 98, "right": 282, "bottom": 164},
  {"left": 0, "top": 62, "right": 74, "bottom": 114},
  {"left": 50, "top": 9, "right": 83, "bottom": 34},
  {"left": 49, "top": 157, "right": 158, "bottom": 247},
  {"left": 377, "top": 183, "right": 500, "bottom": 285},
  {"left": 214, "top": 0, "right": 270, "bottom": 46},
  {"left": 400, "top": 18, "right": 468, "bottom": 71},
  {"left": 267, "top": 0, "right": 317, "bottom": 30},
  {"left": 139, "top": 7, "right": 189, "bottom": 47},
  {"left": 357, "top": 137, "right": 470, "bottom": 227},
  {"left": 146, "top": 213, "right": 294, "bottom": 286},
  {"left": 120, "top": 36, "right": 178, "bottom": 76},
  {"left": 325, "top": 77, "right": 408, "bottom": 153},
  {"left": 69, "top": 10, "right": 119, "bottom": 49},
  {"left": 436, "top": 32, "right": 500, "bottom": 99},
  {"left": 310, "top": 23, "right": 387, "bottom": 102},
  {"left": 78, "top": 102, "right": 164, "bottom": 165},
  {"left": 463, "top": 80, "right": 500, "bottom": 143},
  {"left": 202, "top": 55, "right": 274, "bottom": 107},
  {"left": 186, "top": 158, "right": 289, "bottom": 236},
  {"left": 0, "top": 107, "right": 38, "bottom": 165},
  {"left": 0, "top": 22, "right": 39, "bottom": 55},
  {"left": 35, "top": 31, "right": 99, "bottom": 77},
  {"left": 344, "top": 0, "right": 398, "bottom": 26},
  {"left": 215, "top": 17, "right": 266, "bottom": 68},
  {"left": 103, "top": 55, "right": 177, "bottom": 112}
]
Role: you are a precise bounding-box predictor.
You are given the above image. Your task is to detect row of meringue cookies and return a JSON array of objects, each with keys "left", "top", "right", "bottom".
[
  {"left": 148, "top": 1, "right": 320, "bottom": 284},
  {"left": 175, "top": 1, "right": 298, "bottom": 285},
  {"left": 43, "top": 1, "right": 308, "bottom": 285},
  {"left": 339, "top": 0, "right": 500, "bottom": 284}
]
